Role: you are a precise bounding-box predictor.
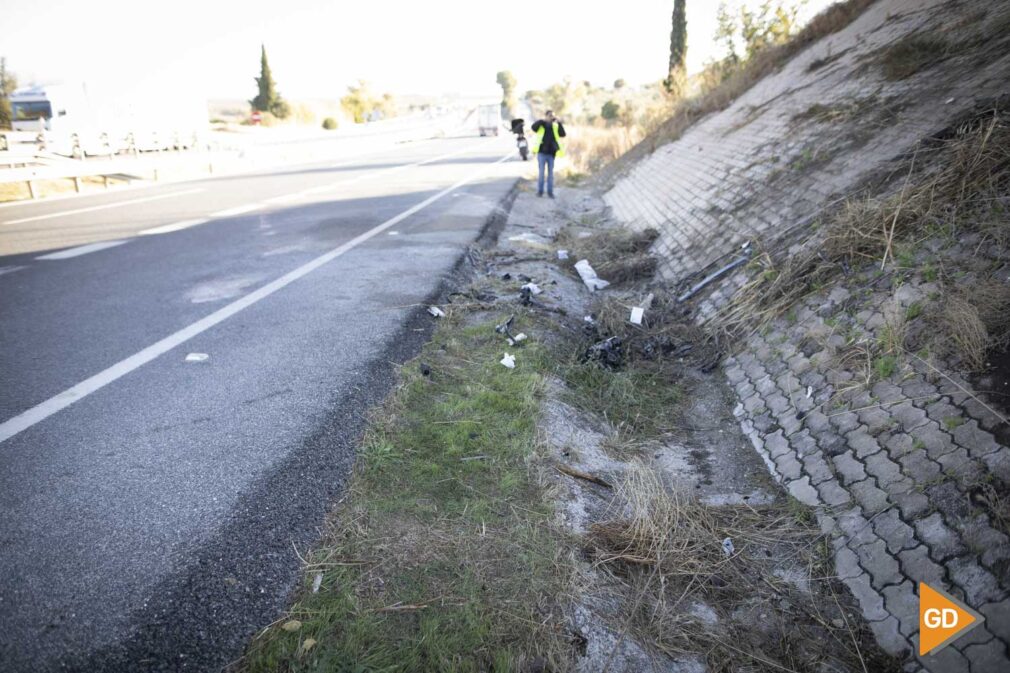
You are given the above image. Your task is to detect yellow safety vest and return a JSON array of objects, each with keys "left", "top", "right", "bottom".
[{"left": 532, "top": 121, "right": 565, "bottom": 158}]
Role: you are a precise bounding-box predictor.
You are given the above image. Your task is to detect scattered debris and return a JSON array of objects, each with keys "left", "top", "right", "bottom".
[
  {"left": 185, "top": 353, "right": 209, "bottom": 362},
  {"left": 427, "top": 306, "right": 446, "bottom": 318},
  {"left": 584, "top": 336, "right": 623, "bottom": 368},
  {"left": 507, "top": 232, "right": 551, "bottom": 249},
  {"left": 556, "top": 463, "right": 613, "bottom": 489},
  {"left": 420, "top": 362, "right": 431, "bottom": 377},
  {"left": 501, "top": 272, "right": 512, "bottom": 280},
  {"left": 521, "top": 282, "right": 543, "bottom": 296},
  {"left": 630, "top": 306, "right": 645, "bottom": 325},
  {"left": 557, "top": 249, "right": 569, "bottom": 260},
  {"left": 574, "top": 259, "right": 610, "bottom": 291},
  {"left": 510, "top": 332, "right": 528, "bottom": 345},
  {"left": 281, "top": 620, "right": 302, "bottom": 632},
  {"left": 500, "top": 352, "right": 516, "bottom": 369},
  {"left": 722, "top": 537, "right": 735, "bottom": 557},
  {"left": 495, "top": 315, "right": 516, "bottom": 341},
  {"left": 311, "top": 572, "right": 323, "bottom": 594}
]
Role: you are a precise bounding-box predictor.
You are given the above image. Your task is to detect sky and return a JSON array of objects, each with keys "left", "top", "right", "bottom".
[{"left": 0, "top": 0, "right": 838, "bottom": 101}]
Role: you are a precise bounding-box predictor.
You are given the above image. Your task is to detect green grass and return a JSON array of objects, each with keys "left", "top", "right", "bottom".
[
  {"left": 241, "top": 317, "right": 571, "bottom": 672},
  {"left": 561, "top": 359, "right": 682, "bottom": 437},
  {"left": 873, "top": 354, "right": 898, "bottom": 380}
]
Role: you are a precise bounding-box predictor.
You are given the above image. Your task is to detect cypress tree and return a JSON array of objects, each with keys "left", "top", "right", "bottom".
[
  {"left": 251, "top": 45, "right": 288, "bottom": 118},
  {"left": 663, "top": 0, "right": 688, "bottom": 96}
]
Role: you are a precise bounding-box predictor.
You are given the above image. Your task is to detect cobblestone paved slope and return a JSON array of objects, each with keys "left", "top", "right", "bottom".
[{"left": 602, "top": 1, "right": 1010, "bottom": 671}]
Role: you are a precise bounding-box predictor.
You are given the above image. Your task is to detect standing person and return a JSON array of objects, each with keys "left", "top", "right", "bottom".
[{"left": 531, "top": 110, "right": 566, "bottom": 198}]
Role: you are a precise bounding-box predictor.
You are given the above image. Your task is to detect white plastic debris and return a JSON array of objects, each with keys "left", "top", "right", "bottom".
[
  {"left": 577, "top": 231, "right": 592, "bottom": 238},
  {"left": 508, "top": 333, "right": 528, "bottom": 346},
  {"left": 641, "top": 293, "right": 655, "bottom": 310},
  {"left": 185, "top": 353, "right": 209, "bottom": 362},
  {"left": 427, "top": 306, "right": 446, "bottom": 318},
  {"left": 311, "top": 572, "right": 323, "bottom": 593},
  {"left": 557, "top": 249, "right": 569, "bottom": 260},
  {"left": 500, "top": 352, "right": 516, "bottom": 369},
  {"left": 722, "top": 537, "right": 735, "bottom": 557},
  {"left": 507, "top": 232, "right": 550, "bottom": 248},
  {"left": 806, "top": 386, "right": 813, "bottom": 399},
  {"left": 574, "top": 259, "right": 610, "bottom": 292},
  {"left": 521, "top": 282, "right": 542, "bottom": 295},
  {"left": 629, "top": 306, "right": 645, "bottom": 325}
]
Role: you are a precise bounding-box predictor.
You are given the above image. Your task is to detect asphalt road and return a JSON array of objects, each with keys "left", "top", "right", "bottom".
[{"left": 0, "top": 133, "right": 519, "bottom": 671}]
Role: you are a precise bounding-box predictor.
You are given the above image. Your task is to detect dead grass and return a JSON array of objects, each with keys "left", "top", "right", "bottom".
[
  {"left": 562, "top": 124, "right": 644, "bottom": 175},
  {"left": 597, "top": 0, "right": 879, "bottom": 185},
  {"left": 555, "top": 226, "right": 660, "bottom": 287},
  {"left": 876, "top": 34, "right": 950, "bottom": 80},
  {"left": 712, "top": 108, "right": 1010, "bottom": 341},
  {"left": 934, "top": 282, "right": 1010, "bottom": 372},
  {"left": 587, "top": 466, "right": 899, "bottom": 673}
]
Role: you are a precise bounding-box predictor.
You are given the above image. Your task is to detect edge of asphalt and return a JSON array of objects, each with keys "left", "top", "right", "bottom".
[{"left": 55, "top": 179, "right": 521, "bottom": 673}]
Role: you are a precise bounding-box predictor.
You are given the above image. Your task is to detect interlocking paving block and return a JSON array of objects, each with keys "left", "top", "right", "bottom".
[
  {"left": 872, "top": 508, "right": 917, "bottom": 554},
  {"left": 859, "top": 405, "right": 896, "bottom": 436},
  {"left": 837, "top": 507, "right": 878, "bottom": 547},
  {"left": 911, "top": 421, "right": 958, "bottom": 460},
  {"left": 847, "top": 427, "right": 884, "bottom": 459},
  {"left": 979, "top": 600, "right": 1010, "bottom": 644},
  {"left": 936, "top": 449, "right": 985, "bottom": 483},
  {"left": 872, "top": 381, "right": 905, "bottom": 405},
  {"left": 842, "top": 570, "right": 889, "bottom": 622},
  {"left": 882, "top": 580, "right": 919, "bottom": 637},
  {"left": 953, "top": 420, "right": 1001, "bottom": 459},
  {"left": 885, "top": 432, "right": 914, "bottom": 457},
  {"left": 800, "top": 451, "right": 835, "bottom": 485},
  {"left": 816, "top": 478, "right": 853, "bottom": 507},
  {"left": 897, "top": 545, "right": 946, "bottom": 587},
  {"left": 892, "top": 402, "right": 930, "bottom": 433},
  {"left": 926, "top": 400, "right": 962, "bottom": 426},
  {"left": 921, "top": 642, "right": 971, "bottom": 673},
  {"left": 855, "top": 539, "right": 903, "bottom": 590},
  {"left": 982, "top": 449, "right": 1010, "bottom": 483},
  {"left": 786, "top": 475, "right": 820, "bottom": 507},
  {"left": 851, "top": 478, "right": 892, "bottom": 514},
  {"left": 962, "top": 639, "right": 1010, "bottom": 673},
  {"left": 896, "top": 448, "right": 942, "bottom": 484},
  {"left": 947, "top": 556, "right": 1007, "bottom": 606},
  {"left": 774, "top": 451, "right": 803, "bottom": 481},
  {"left": 802, "top": 409, "right": 832, "bottom": 435},
  {"left": 867, "top": 615, "right": 910, "bottom": 657},
  {"left": 833, "top": 451, "right": 869, "bottom": 486},
  {"left": 834, "top": 544, "right": 863, "bottom": 580},
  {"left": 830, "top": 410, "right": 861, "bottom": 434},
  {"left": 915, "top": 513, "right": 968, "bottom": 562},
  {"left": 865, "top": 451, "right": 905, "bottom": 489}
]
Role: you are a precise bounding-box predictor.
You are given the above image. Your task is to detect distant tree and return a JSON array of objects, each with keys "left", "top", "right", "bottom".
[
  {"left": 340, "top": 82, "right": 395, "bottom": 123},
  {"left": 251, "top": 45, "right": 289, "bottom": 119},
  {"left": 496, "top": 70, "right": 517, "bottom": 117},
  {"left": 600, "top": 100, "right": 620, "bottom": 122},
  {"left": 322, "top": 117, "right": 338, "bottom": 130},
  {"left": 715, "top": 0, "right": 805, "bottom": 62},
  {"left": 663, "top": 0, "right": 688, "bottom": 96},
  {"left": 0, "top": 57, "right": 17, "bottom": 130},
  {"left": 613, "top": 78, "right": 626, "bottom": 89}
]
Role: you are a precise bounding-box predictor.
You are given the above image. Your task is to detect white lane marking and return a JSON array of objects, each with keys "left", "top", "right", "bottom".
[
  {"left": 0, "top": 152, "right": 513, "bottom": 445},
  {"left": 138, "top": 218, "right": 210, "bottom": 236},
  {"left": 0, "top": 265, "right": 28, "bottom": 276},
  {"left": 36, "top": 240, "right": 129, "bottom": 260},
  {"left": 210, "top": 203, "right": 262, "bottom": 218},
  {"left": 252, "top": 141, "right": 491, "bottom": 209},
  {"left": 3, "top": 188, "right": 205, "bottom": 225}
]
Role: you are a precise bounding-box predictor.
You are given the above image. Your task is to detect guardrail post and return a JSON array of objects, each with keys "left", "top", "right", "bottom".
[
  {"left": 27, "top": 180, "right": 36, "bottom": 199},
  {"left": 73, "top": 176, "right": 82, "bottom": 193},
  {"left": 103, "top": 175, "right": 110, "bottom": 189}
]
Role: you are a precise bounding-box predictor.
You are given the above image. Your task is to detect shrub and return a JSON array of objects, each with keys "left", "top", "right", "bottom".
[
  {"left": 601, "top": 100, "right": 620, "bottom": 121},
  {"left": 321, "top": 117, "right": 338, "bottom": 130}
]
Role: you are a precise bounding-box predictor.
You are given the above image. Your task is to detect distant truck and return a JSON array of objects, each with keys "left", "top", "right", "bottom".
[
  {"left": 2, "top": 83, "right": 207, "bottom": 158},
  {"left": 477, "top": 104, "right": 501, "bottom": 136}
]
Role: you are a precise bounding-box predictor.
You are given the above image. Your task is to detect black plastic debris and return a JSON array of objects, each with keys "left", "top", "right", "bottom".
[
  {"left": 584, "top": 336, "right": 623, "bottom": 368},
  {"left": 420, "top": 362, "right": 431, "bottom": 377},
  {"left": 501, "top": 272, "right": 512, "bottom": 280},
  {"left": 495, "top": 315, "right": 516, "bottom": 340},
  {"left": 518, "top": 274, "right": 533, "bottom": 283},
  {"left": 519, "top": 286, "right": 533, "bottom": 305}
]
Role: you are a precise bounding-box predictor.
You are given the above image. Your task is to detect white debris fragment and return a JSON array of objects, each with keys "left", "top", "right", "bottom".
[
  {"left": 185, "top": 353, "right": 209, "bottom": 362},
  {"left": 641, "top": 293, "right": 655, "bottom": 310},
  {"left": 311, "top": 572, "right": 323, "bottom": 593},
  {"left": 806, "top": 386, "right": 813, "bottom": 399},
  {"left": 427, "top": 306, "right": 446, "bottom": 318},
  {"left": 512, "top": 332, "right": 527, "bottom": 343},
  {"left": 388, "top": 231, "right": 400, "bottom": 236},
  {"left": 521, "top": 282, "right": 542, "bottom": 295},
  {"left": 500, "top": 352, "right": 516, "bottom": 369},
  {"left": 577, "top": 231, "right": 592, "bottom": 238},
  {"left": 574, "top": 259, "right": 610, "bottom": 291},
  {"left": 629, "top": 306, "right": 645, "bottom": 325},
  {"left": 557, "top": 249, "right": 569, "bottom": 260},
  {"left": 722, "top": 537, "right": 735, "bottom": 557},
  {"left": 583, "top": 315, "right": 595, "bottom": 324}
]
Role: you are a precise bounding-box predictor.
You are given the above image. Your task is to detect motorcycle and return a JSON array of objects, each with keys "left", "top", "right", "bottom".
[{"left": 510, "top": 118, "right": 529, "bottom": 161}]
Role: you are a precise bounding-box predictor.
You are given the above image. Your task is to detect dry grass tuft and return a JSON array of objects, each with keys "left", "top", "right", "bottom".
[
  {"left": 934, "top": 282, "right": 1010, "bottom": 371},
  {"left": 713, "top": 108, "right": 1010, "bottom": 341},
  {"left": 877, "top": 34, "right": 950, "bottom": 80},
  {"left": 587, "top": 467, "right": 898, "bottom": 672},
  {"left": 556, "top": 226, "right": 661, "bottom": 286}
]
